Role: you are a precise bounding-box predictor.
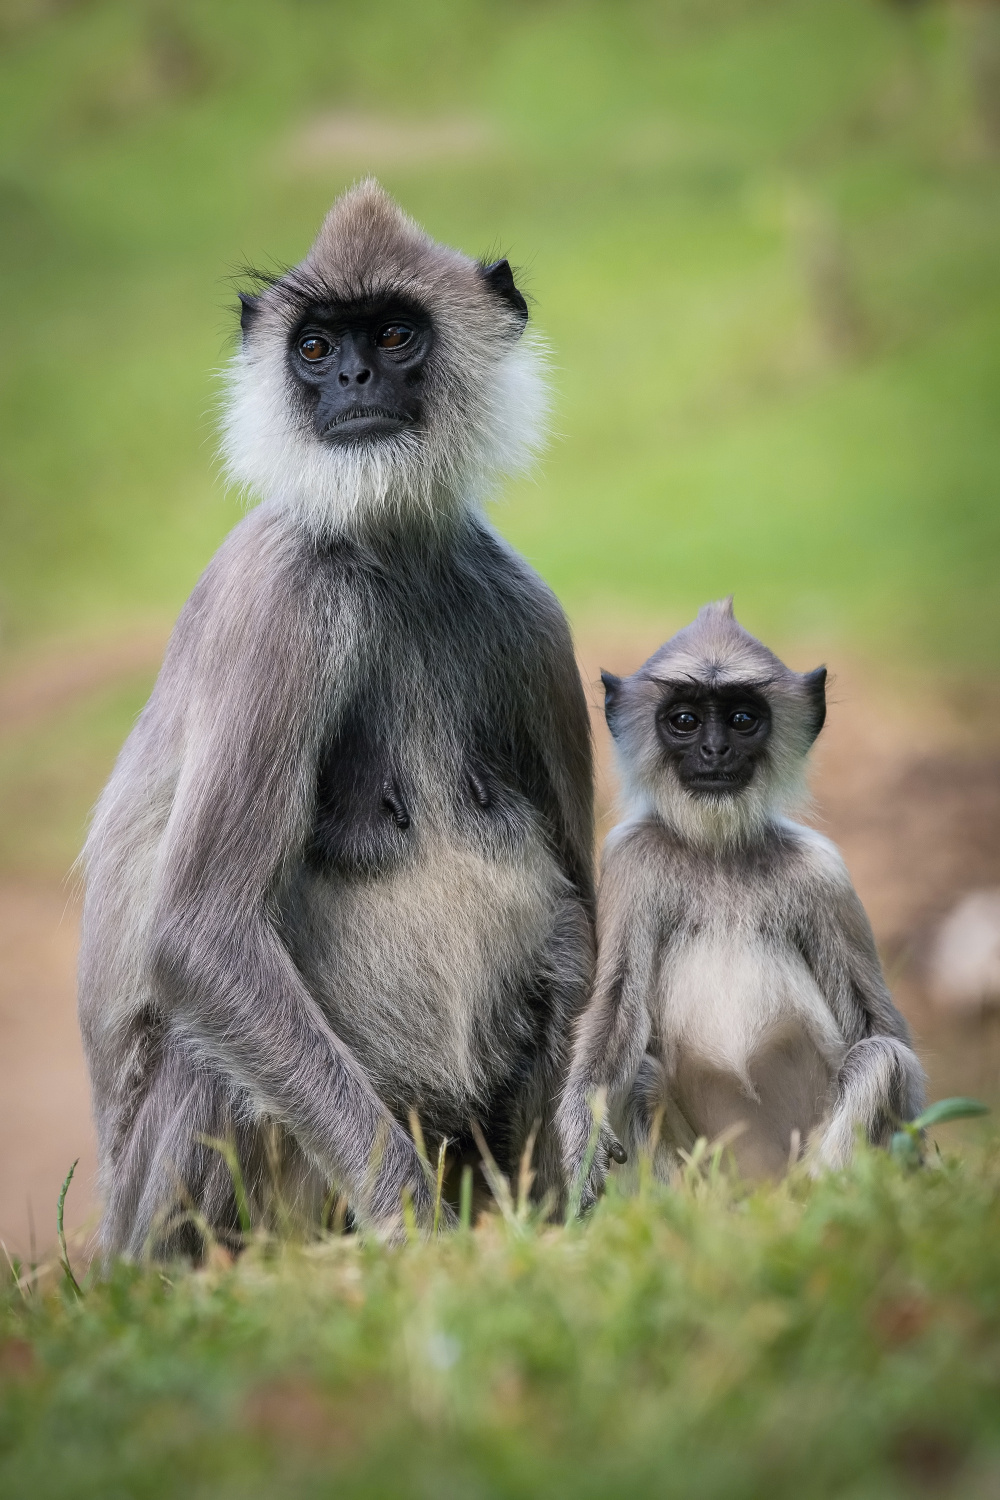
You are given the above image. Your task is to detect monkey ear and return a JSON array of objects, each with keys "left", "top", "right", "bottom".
[
  {"left": 803, "top": 666, "right": 827, "bottom": 742},
  {"left": 601, "top": 671, "right": 623, "bottom": 736},
  {"left": 238, "top": 292, "right": 260, "bottom": 335},
  {"left": 479, "top": 259, "right": 528, "bottom": 328}
]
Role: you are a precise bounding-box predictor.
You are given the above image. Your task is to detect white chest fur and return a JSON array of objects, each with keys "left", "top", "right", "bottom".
[
  {"left": 652, "top": 927, "right": 848, "bottom": 1176},
  {"left": 656, "top": 929, "right": 846, "bottom": 1089}
]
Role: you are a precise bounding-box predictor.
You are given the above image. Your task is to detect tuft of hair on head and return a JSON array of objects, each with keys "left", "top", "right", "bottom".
[
  {"left": 603, "top": 598, "right": 827, "bottom": 850},
  {"left": 219, "top": 177, "right": 550, "bottom": 537}
]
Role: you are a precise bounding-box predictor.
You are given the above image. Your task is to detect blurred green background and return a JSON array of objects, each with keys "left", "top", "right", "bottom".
[
  {"left": 2, "top": 0, "right": 1000, "bottom": 879},
  {"left": 2, "top": 0, "right": 999, "bottom": 665}
]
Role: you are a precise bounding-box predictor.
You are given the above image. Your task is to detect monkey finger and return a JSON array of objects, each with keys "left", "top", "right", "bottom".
[{"left": 607, "top": 1138, "right": 628, "bottom": 1165}]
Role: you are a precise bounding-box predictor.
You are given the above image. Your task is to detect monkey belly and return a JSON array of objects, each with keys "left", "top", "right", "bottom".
[
  {"left": 284, "top": 834, "right": 572, "bottom": 1129},
  {"left": 670, "top": 1030, "right": 838, "bottom": 1179},
  {"left": 655, "top": 933, "right": 847, "bottom": 1178}
]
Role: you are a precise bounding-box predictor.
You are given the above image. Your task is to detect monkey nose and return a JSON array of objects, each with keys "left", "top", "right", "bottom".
[
  {"left": 338, "top": 367, "right": 372, "bottom": 386},
  {"left": 700, "top": 739, "right": 732, "bottom": 761}
]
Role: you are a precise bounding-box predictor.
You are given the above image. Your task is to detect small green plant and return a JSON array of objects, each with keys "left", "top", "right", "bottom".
[{"left": 890, "top": 1096, "right": 990, "bottom": 1167}]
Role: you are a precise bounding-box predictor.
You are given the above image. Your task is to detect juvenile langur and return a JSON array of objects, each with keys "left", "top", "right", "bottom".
[
  {"left": 79, "top": 181, "right": 594, "bottom": 1256},
  {"left": 557, "top": 600, "right": 924, "bottom": 1205}
]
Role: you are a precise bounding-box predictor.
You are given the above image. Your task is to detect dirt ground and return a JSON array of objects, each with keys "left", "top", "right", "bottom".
[{"left": 1, "top": 625, "right": 998, "bottom": 1261}]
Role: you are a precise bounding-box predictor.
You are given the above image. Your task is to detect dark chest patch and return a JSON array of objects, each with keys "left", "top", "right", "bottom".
[
  {"left": 305, "top": 526, "right": 568, "bottom": 878},
  {"left": 307, "top": 707, "right": 553, "bottom": 875},
  {"left": 308, "top": 707, "right": 413, "bottom": 875}
]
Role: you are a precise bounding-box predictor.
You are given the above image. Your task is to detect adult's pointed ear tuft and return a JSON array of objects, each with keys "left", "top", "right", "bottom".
[
  {"left": 479, "top": 258, "right": 528, "bottom": 327},
  {"left": 803, "top": 666, "right": 827, "bottom": 742},
  {"left": 238, "top": 292, "right": 260, "bottom": 336},
  {"left": 601, "top": 671, "right": 623, "bottom": 736}
]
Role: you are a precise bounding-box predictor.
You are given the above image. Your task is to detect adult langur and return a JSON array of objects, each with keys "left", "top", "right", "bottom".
[{"left": 79, "top": 181, "right": 594, "bottom": 1256}]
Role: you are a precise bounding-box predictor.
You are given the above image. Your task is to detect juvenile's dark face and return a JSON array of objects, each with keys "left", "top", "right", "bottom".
[
  {"left": 287, "top": 299, "right": 433, "bottom": 445},
  {"left": 655, "top": 684, "right": 771, "bottom": 796}
]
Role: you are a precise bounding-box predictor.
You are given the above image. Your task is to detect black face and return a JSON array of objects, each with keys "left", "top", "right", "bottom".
[
  {"left": 288, "top": 301, "right": 432, "bottom": 445},
  {"left": 655, "top": 685, "right": 771, "bottom": 796}
]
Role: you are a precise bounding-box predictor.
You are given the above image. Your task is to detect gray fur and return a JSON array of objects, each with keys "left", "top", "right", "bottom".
[
  {"left": 557, "top": 600, "right": 924, "bottom": 1205},
  {"left": 79, "top": 184, "right": 593, "bottom": 1256}
]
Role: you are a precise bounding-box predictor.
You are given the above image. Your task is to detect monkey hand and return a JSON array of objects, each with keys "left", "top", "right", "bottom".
[
  {"left": 558, "top": 1088, "right": 627, "bottom": 1216},
  {"left": 364, "top": 1128, "right": 461, "bottom": 1242},
  {"left": 366, "top": 1173, "right": 458, "bottom": 1244},
  {"left": 576, "top": 1118, "right": 627, "bottom": 1213}
]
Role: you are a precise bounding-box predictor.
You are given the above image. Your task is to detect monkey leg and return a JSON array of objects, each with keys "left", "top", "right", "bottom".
[
  {"left": 615, "top": 1054, "right": 694, "bottom": 1174},
  {"left": 101, "top": 1032, "right": 322, "bottom": 1261},
  {"left": 497, "top": 899, "right": 595, "bottom": 1215},
  {"left": 813, "top": 1035, "right": 926, "bottom": 1171}
]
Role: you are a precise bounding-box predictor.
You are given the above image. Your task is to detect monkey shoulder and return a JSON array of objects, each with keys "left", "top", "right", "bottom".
[
  {"left": 599, "top": 817, "right": 693, "bottom": 909},
  {"left": 155, "top": 507, "right": 364, "bottom": 735},
  {"left": 604, "top": 815, "right": 674, "bottom": 862},
  {"left": 469, "top": 519, "right": 562, "bottom": 608},
  {"left": 599, "top": 816, "right": 863, "bottom": 935},
  {"left": 465, "top": 522, "right": 578, "bottom": 660},
  {"left": 774, "top": 819, "right": 856, "bottom": 900},
  {"left": 458, "top": 522, "right": 591, "bottom": 782},
  {"left": 186, "top": 506, "right": 340, "bottom": 646},
  {"left": 769, "top": 819, "right": 883, "bottom": 968}
]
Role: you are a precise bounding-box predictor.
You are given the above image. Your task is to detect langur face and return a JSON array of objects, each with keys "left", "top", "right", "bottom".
[
  {"left": 655, "top": 684, "right": 772, "bottom": 796},
  {"left": 288, "top": 298, "right": 433, "bottom": 446}
]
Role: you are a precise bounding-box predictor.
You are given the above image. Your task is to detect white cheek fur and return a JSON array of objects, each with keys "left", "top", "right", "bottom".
[
  {"left": 611, "top": 737, "right": 811, "bottom": 852},
  {"left": 219, "top": 332, "right": 549, "bottom": 537}
]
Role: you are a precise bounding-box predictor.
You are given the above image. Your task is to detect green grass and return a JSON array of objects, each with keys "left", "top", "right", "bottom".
[
  {"left": 1, "top": 0, "right": 999, "bottom": 664},
  {"left": 3, "top": 1139, "right": 1000, "bottom": 1498}
]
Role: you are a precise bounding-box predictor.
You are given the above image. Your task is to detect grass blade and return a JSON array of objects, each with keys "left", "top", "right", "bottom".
[
  {"left": 433, "top": 1137, "right": 448, "bottom": 1235},
  {"left": 458, "top": 1165, "right": 473, "bottom": 1231},
  {"left": 56, "top": 1160, "right": 83, "bottom": 1299},
  {"left": 197, "top": 1136, "right": 251, "bottom": 1237},
  {"left": 516, "top": 1122, "right": 539, "bottom": 1221},
  {"left": 470, "top": 1120, "right": 517, "bottom": 1227}
]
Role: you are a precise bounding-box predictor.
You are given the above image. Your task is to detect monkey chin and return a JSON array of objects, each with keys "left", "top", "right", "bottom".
[
  {"left": 319, "top": 410, "right": 414, "bottom": 445},
  {"left": 680, "top": 770, "right": 754, "bottom": 798}
]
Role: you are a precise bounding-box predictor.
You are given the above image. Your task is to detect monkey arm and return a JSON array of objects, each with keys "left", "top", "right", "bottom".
[
  {"left": 793, "top": 845, "right": 913, "bottom": 1044},
  {"left": 533, "top": 641, "right": 596, "bottom": 910},
  {"left": 484, "top": 527, "right": 595, "bottom": 909},
  {"left": 555, "top": 852, "right": 660, "bottom": 1208},
  {"left": 146, "top": 515, "right": 431, "bottom": 1232},
  {"left": 793, "top": 838, "right": 926, "bottom": 1165}
]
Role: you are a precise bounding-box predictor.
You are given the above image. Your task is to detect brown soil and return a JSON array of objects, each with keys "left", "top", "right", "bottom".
[
  {"left": 0, "top": 624, "right": 169, "bottom": 736},
  {"left": 1, "top": 625, "right": 998, "bottom": 1257},
  {"left": 0, "top": 882, "right": 96, "bottom": 1263}
]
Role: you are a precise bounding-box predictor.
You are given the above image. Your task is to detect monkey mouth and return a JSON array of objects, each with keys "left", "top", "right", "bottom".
[
  {"left": 684, "top": 771, "right": 748, "bottom": 795},
  {"left": 320, "top": 407, "right": 413, "bottom": 442}
]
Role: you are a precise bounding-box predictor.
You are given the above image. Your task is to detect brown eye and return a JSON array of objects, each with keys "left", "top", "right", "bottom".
[
  {"left": 669, "top": 711, "right": 699, "bottom": 733},
  {"left": 375, "top": 323, "right": 413, "bottom": 350},
  {"left": 730, "top": 710, "right": 758, "bottom": 732},
  {"left": 298, "top": 335, "right": 331, "bottom": 362}
]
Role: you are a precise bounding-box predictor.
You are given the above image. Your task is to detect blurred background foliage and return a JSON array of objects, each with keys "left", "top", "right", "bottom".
[{"left": 1, "top": 0, "right": 999, "bottom": 670}]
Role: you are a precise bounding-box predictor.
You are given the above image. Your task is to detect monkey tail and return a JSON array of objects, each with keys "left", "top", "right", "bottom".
[{"left": 813, "top": 1035, "right": 926, "bottom": 1171}]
